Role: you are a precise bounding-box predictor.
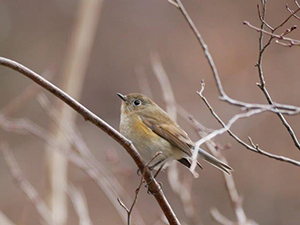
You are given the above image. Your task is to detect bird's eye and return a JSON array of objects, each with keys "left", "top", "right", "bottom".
[{"left": 133, "top": 99, "right": 141, "bottom": 106}]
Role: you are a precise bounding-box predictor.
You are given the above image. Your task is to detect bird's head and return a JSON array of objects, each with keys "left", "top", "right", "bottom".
[{"left": 117, "top": 93, "right": 156, "bottom": 116}]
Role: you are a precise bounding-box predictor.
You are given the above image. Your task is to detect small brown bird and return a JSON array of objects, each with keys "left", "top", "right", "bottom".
[{"left": 118, "top": 93, "right": 232, "bottom": 174}]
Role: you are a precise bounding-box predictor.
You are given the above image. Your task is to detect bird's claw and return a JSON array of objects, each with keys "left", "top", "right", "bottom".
[{"left": 146, "top": 181, "right": 163, "bottom": 195}]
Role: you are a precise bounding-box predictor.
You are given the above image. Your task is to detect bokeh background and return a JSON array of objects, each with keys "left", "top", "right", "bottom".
[{"left": 1, "top": 0, "right": 300, "bottom": 224}]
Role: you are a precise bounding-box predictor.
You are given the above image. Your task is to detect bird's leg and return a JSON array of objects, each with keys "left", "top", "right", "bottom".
[
  {"left": 154, "top": 164, "right": 164, "bottom": 179},
  {"left": 148, "top": 159, "right": 164, "bottom": 171},
  {"left": 138, "top": 151, "right": 164, "bottom": 195},
  {"left": 146, "top": 172, "right": 163, "bottom": 196},
  {"left": 145, "top": 161, "right": 165, "bottom": 193},
  {"left": 147, "top": 165, "right": 164, "bottom": 195},
  {"left": 137, "top": 158, "right": 162, "bottom": 176}
]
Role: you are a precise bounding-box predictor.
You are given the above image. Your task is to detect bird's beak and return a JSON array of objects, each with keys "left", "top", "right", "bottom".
[{"left": 117, "top": 93, "right": 127, "bottom": 102}]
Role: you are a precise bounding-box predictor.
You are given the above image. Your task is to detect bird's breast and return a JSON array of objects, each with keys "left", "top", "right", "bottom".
[{"left": 119, "top": 114, "right": 175, "bottom": 163}]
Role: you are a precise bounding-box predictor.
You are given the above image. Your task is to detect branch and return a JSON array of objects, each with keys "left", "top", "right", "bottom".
[
  {"left": 191, "top": 107, "right": 266, "bottom": 172},
  {"left": 118, "top": 152, "right": 162, "bottom": 225},
  {"left": 287, "top": 3, "right": 300, "bottom": 21},
  {"left": 1, "top": 144, "right": 57, "bottom": 225},
  {"left": 189, "top": 116, "right": 258, "bottom": 225},
  {"left": 0, "top": 212, "right": 15, "bottom": 225},
  {"left": 197, "top": 81, "right": 300, "bottom": 168},
  {"left": 37, "top": 93, "right": 147, "bottom": 224},
  {"left": 170, "top": 0, "right": 300, "bottom": 151},
  {"left": 254, "top": 1, "right": 300, "bottom": 151},
  {"left": 0, "top": 57, "right": 180, "bottom": 225},
  {"left": 169, "top": 0, "right": 300, "bottom": 115},
  {"left": 210, "top": 208, "right": 235, "bottom": 225},
  {"left": 243, "top": 21, "right": 300, "bottom": 47},
  {"left": 67, "top": 184, "right": 93, "bottom": 225},
  {"left": 0, "top": 111, "right": 146, "bottom": 225}
]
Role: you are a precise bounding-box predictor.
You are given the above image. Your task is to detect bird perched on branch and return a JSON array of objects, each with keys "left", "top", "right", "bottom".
[{"left": 118, "top": 93, "right": 232, "bottom": 175}]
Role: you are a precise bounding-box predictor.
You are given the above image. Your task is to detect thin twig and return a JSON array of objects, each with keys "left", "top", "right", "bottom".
[
  {"left": 197, "top": 81, "right": 300, "bottom": 168},
  {"left": 244, "top": 21, "right": 300, "bottom": 46},
  {"left": 189, "top": 115, "right": 258, "bottom": 225},
  {"left": 286, "top": 4, "right": 300, "bottom": 21},
  {"left": 254, "top": 1, "right": 300, "bottom": 151},
  {"left": 1, "top": 144, "right": 57, "bottom": 225},
  {"left": 191, "top": 105, "right": 266, "bottom": 171},
  {"left": 210, "top": 208, "right": 235, "bottom": 225},
  {"left": 172, "top": 0, "right": 300, "bottom": 151},
  {"left": 0, "top": 57, "right": 180, "bottom": 225},
  {"left": 169, "top": 0, "right": 300, "bottom": 115},
  {"left": 118, "top": 152, "right": 163, "bottom": 225}
]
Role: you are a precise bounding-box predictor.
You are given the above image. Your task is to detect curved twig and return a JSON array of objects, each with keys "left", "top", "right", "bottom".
[{"left": 197, "top": 81, "right": 300, "bottom": 168}]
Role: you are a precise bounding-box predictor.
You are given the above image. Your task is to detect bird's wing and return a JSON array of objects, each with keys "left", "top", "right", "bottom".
[{"left": 140, "top": 115, "right": 193, "bottom": 157}]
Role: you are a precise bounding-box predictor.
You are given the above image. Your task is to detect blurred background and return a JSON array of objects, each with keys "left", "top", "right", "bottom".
[{"left": 0, "top": 0, "right": 300, "bottom": 224}]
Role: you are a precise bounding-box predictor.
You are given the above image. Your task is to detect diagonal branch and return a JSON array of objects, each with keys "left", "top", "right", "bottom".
[{"left": 0, "top": 57, "right": 180, "bottom": 225}]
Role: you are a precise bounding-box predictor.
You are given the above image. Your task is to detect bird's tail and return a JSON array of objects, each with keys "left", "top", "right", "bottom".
[{"left": 197, "top": 147, "right": 233, "bottom": 175}]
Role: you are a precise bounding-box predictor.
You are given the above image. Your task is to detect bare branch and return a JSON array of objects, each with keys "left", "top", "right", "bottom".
[
  {"left": 197, "top": 81, "right": 300, "bottom": 168},
  {"left": 211, "top": 207, "right": 257, "bottom": 225},
  {"left": 0, "top": 57, "right": 180, "bottom": 225},
  {"left": 286, "top": 4, "right": 300, "bottom": 21},
  {"left": 171, "top": 0, "right": 224, "bottom": 97},
  {"left": 274, "top": 3, "right": 300, "bottom": 30},
  {"left": 191, "top": 107, "right": 266, "bottom": 172},
  {"left": 177, "top": 103, "right": 257, "bottom": 224},
  {"left": 253, "top": 1, "right": 300, "bottom": 151},
  {"left": 0, "top": 211, "right": 15, "bottom": 225},
  {"left": 151, "top": 53, "right": 177, "bottom": 121},
  {"left": 118, "top": 152, "right": 163, "bottom": 225},
  {"left": 37, "top": 93, "right": 148, "bottom": 224},
  {"left": 1, "top": 144, "right": 57, "bottom": 225},
  {"left": 243, "top": 21, "right": 300, "bottom": 47},
  {"left": 257, "top": 4, "right": 274, "bottom": 31},
  {"left": 211, "top": 208, "right": 235, "bottom": 225},
  {"left": 0, "top": 109, "right": 146, "bottom": 225},
  {"left": 67, "top": 184, "right": 93, "bottom": 225},
  {"left": 169, "top": 0, "right": 300, "bottom": 115},
  {"left": 168, "top": 0, "right": 179, "bottom": 8}
]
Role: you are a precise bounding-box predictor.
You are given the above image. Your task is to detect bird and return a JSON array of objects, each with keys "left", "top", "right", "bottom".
[{"left": 117, "top": 92, "right": 232, "bottom": 175}]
